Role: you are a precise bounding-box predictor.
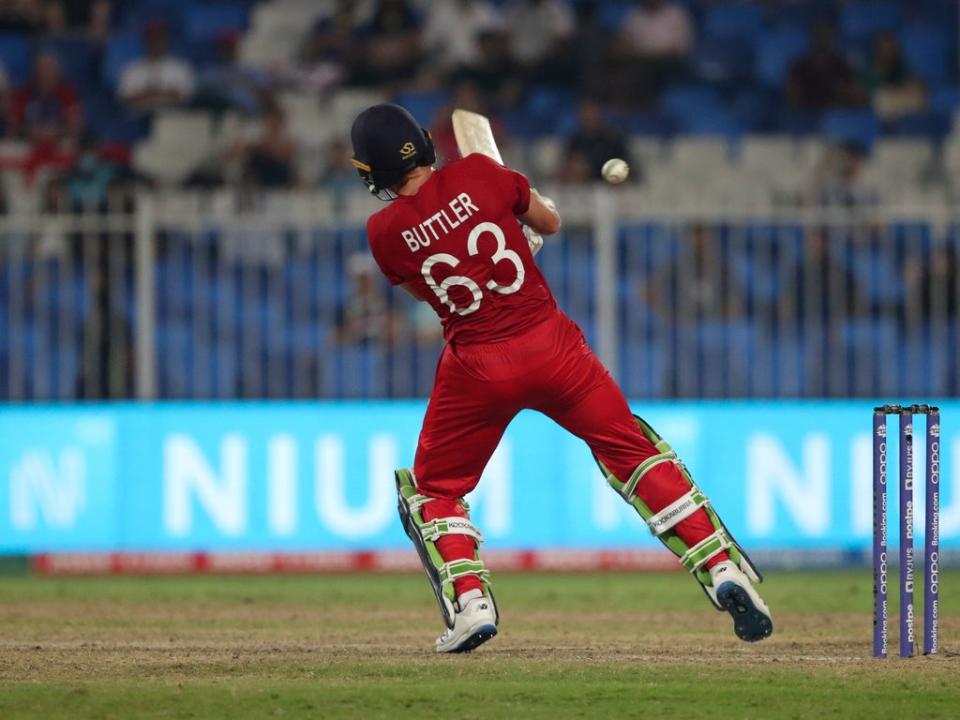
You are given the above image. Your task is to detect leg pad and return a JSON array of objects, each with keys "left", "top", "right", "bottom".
[
  {"left": 396, "top": 469, "right": 499, "bottom": 628},
  {"left": 596, "top": 415, "right": 763, "bottom": 610}
]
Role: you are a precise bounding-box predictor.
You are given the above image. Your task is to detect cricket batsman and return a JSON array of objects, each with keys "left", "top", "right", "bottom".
[{"left": 350, "top": 104, "right": 773, "bottom": 653}]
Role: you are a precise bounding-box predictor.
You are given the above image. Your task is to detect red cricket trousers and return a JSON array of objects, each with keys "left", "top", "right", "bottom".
[{"left": 414, "top": 310, "right": 725, "bottom": 595}]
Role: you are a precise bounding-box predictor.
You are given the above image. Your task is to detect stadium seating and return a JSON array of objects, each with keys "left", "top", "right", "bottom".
[{"left": 3, "top": 0, "right": 960, "bottom": 402}]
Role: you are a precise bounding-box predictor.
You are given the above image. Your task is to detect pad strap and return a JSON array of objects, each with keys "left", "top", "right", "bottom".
[
  {"left": 403, "top": 493, "right": 433, "bottom": 513},
  {"left": 438, "top": 558, "right": 490, "bottom": 585},
  {"left": 621, "top": 451, "right": 677, "bottom": 498},
  {"left": 647, "top": 488, "right": 709, "bottom": 536},
  {"left": 420, "top": 517, "right": 484, "bottom": 543},
  {"left": 680, "top": 528, "right": 732, "bottom": 573}
]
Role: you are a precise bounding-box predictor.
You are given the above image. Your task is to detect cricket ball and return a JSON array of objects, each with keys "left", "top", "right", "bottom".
[{"left": 601, "top": 158, "right": 629, "bottom": 184}]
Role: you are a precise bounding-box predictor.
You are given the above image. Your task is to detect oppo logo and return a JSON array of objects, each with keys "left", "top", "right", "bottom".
[
  {"left": 928, "top": 551, "right": 939, "bottom": 594},
  {"left": 929, "top": 441, "right": 940, "bottom": 484},
  {"left": 877, "top": 551, "right": 887, "bottom": 595},
  {"left": 877, "top": 442, "right": 886, "bottom": 485}
]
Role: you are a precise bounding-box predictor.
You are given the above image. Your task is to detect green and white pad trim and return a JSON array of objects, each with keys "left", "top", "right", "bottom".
[
  {"left": 595, "top": 416, "right": 763, "bottom": 611},
  {"left": 395, "top": 468, "right": 498, "bottom": 629}
]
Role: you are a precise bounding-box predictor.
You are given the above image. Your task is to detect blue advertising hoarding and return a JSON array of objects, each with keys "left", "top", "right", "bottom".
[{"left": 1, "top": 401, "right": 957, "bottom": 553}]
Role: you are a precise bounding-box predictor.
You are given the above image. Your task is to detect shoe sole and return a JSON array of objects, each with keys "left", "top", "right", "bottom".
[
  {"left": 441, "top": 624, "right": 498, "bottom": 654},
  {"left": 716, "top": 582, "right": 773, "bottom": 642}
]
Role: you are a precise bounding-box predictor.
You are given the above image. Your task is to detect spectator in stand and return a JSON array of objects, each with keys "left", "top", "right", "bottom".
[
  {"left": 621, "top": 0, "right": 693, "bottom": 60},
  {"left": 54, "top": 132, "right": 139, "bottom": 212},
  {"left": 196, "top": 30, "right": 270, "bottom": 116},
  {"left": 336, "top": 252, "right": 402, "bottom": 346},
  {"left": 684, "top": 223, "right": 744, "bottom": 322},
  {"left": 808, "top": 141, "right": 879, "bottom": 208},
  {"left": 503, "top": 0, "right": 574, "bottom": 80},
  {"left": 618, "top": 0, "right": 694, "bottom": 104},
  {"left": 556, "top": 150, "right": 593, "bottom": 184},
  {"left": 294, "top": 0, "right": 355, "bottom": 96},
  {"left": 643, "top": 223, "right": 744, "bottom": 326},
  {"left": 861, "top": 32, "right": 927, "bottom": 121},
  {"left": 10, "top": 50, "right": 81, "bottom": 183},
  {"left": 321, "top": 138, "right": 359, "bottom": 210},
  {"left": 350, "top": 0, "right": 422, "bottom": 88},
  {"left": 421, "top": 0, "right": 500, "bottom": 77},
  {"left": 9, "top": 50, "right": 81, "bottom": 143},
  {"left": 0, "top": 0, "right": 44, "bottom": 33},
  {"left": 786, "top": 225, "right": 868, "bottom": 323},
  {"left": 117, "top": 20, "right": 195, "bottom": 114},
  {"left": 44, "top": 0, "right": 111, "bottom": 43},
  {"left": 0, "top": 62, "right": 9, "bottom": 135},
  {"left": 233, "top": 101, "right": 297, "bottom": 189},
  {"left": 569, "top": 0, "right": 609, "bottom": 91},
  {"left": 787, "top": 19, "right": 858, "bottom": 112},
  {"left": 559, "top": 97, "right": 635, "bottom": 183},
  {"left": 905, "top": 242, "right": 959, "bottom": 322},
  {"left": 451, "top": 20, "right": 524, "bottom": 110}
]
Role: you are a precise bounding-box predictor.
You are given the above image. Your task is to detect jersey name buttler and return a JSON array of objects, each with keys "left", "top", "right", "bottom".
[{"left": 401, "top": 192, "right": 479, "bottom": 252}]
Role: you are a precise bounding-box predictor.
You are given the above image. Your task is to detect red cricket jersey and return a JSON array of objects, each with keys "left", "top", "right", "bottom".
[{"left": 366, "top": 153, "right": 557, "bottom": 344}]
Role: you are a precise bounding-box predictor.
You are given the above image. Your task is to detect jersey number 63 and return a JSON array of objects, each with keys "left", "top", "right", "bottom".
[{"left": 420, "top": 221, "right": 525, "bottom": 316}]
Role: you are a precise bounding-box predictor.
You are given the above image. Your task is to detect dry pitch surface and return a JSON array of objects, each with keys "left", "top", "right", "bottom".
[{"left": 1, "top": 571, "right": 958, "bottom": 719}]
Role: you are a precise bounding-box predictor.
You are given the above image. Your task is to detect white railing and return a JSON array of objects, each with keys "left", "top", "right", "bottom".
[{"left": 1, "top": 188, "right": 957, "bottom": 401}]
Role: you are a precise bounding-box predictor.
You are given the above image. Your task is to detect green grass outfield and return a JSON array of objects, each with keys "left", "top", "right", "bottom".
[{"left": 1, "top": 570, "right": 958, "bottom": 719}]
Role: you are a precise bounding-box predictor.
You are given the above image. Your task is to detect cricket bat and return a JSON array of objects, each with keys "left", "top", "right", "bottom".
[{"left": 451, "top": 109, "right": 544, "bottom": 254}]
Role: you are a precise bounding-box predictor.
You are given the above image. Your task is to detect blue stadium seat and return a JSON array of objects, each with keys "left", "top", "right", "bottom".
[
  {"left": 612, "top": 111, "right": 675, "bottom": 136},
  {"left": 696, "top": 37, "right": 754, "bottom": 83},
  {"left": 841, "top": 318, "right": 900, "bottom": 392},
  {"left": 774, "top": 0, "right": 837, "bottom": 29},
  {"left": 930, "top": 85, "right": 960, "bottom": 117},
  {"left": 393, "top": 90, "right": 449, "bottom": 126},
  {"left": 731, "top": 90, "right": 775, "bottom": 132},
  {"left": 770, "top": 334, "right": 806, "bottom": 398},
  {"left": 685, "top": 320, "right": 759, "bottom": 397},
  {"left": 778, "top": 109, "right": 820, "bottom": 135},
  {"left": 901, "top": 321, "right": 954, "bottom": 396},
  {"left": 848, "top": 246, "right": 905, "bottom": 305},
  {"left": 840, "top": 1, "right": 901, "bottom": 43},
  {"left": 597, "top": 1, "right": 631, "bottom": 30},
  {"left": 621, "top": 340, "right": 667, "bottom": 398},
  {"left": 661, "top": 85, "right": 722, "bottom": 119},
  {"left": 821, "top": 109, "right": 879, "bottom": 148},
  {"left": 184, "top": 4, "right": 249, "bottom": 41},
  {"left": 901, "top": 24, "right": 949, "bottom": 84},
  {"left": 117, "top": 0, "right": 191, "bottom": 33},
  {"left": 889, "top": 111, "right": 950, "bottom": 138},
  {"left": 0, "top": 34, "right": 31, "bottom": 84},
  {"left": 678, "top": 109, "right": 742, "bottom": 139},
  {"left": 103, "top": 33, "right": 143, "bottom": 86},
  {"left": 524, "top": 87, "right": 577, "bottom": 135},
  {"left": 327, "top": 345, "right": 388, "bottom": 399},
  {"left": 85, "top": 94, "right": 149, "bottom": 142},
  {"left": 37, "top": 37, "right": 98, "bottom": 90},
  {"left": 755, "top": 27, "right": 809, "bottom": 87},
  {"left": 702, "top": 4, "right": 764, "bottom": 43}
]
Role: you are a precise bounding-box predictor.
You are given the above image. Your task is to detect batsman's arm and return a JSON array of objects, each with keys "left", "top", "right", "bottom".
[{"left": 519, "top": 190, "right": 560, "bottom": 236}]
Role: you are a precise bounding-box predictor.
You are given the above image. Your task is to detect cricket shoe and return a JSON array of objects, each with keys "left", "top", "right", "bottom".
[
  {"left": 710, "top": 560, "right": 774, "bottom": 642},
  {"left": 435, "top": 596, "right": 498, "bottom": 653}
]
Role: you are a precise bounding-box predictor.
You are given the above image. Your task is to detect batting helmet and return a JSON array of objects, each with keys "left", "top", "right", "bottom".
[{"left": 350, "top": 104, "right": 436, "bottom": 199}]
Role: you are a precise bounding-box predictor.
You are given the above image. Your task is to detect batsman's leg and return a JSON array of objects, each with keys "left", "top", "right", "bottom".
[
  {"left": 396, "top": 469, "right": 499, "bottom": 653},
  {"left": 396, "top": 346, "right": 515, "bottom": 652},
  {"left": 534, "top": 323, "right": 772, "bottom": 641},
  {"left": 595, "top": 414, "right": 772, "bottom": 642}
]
